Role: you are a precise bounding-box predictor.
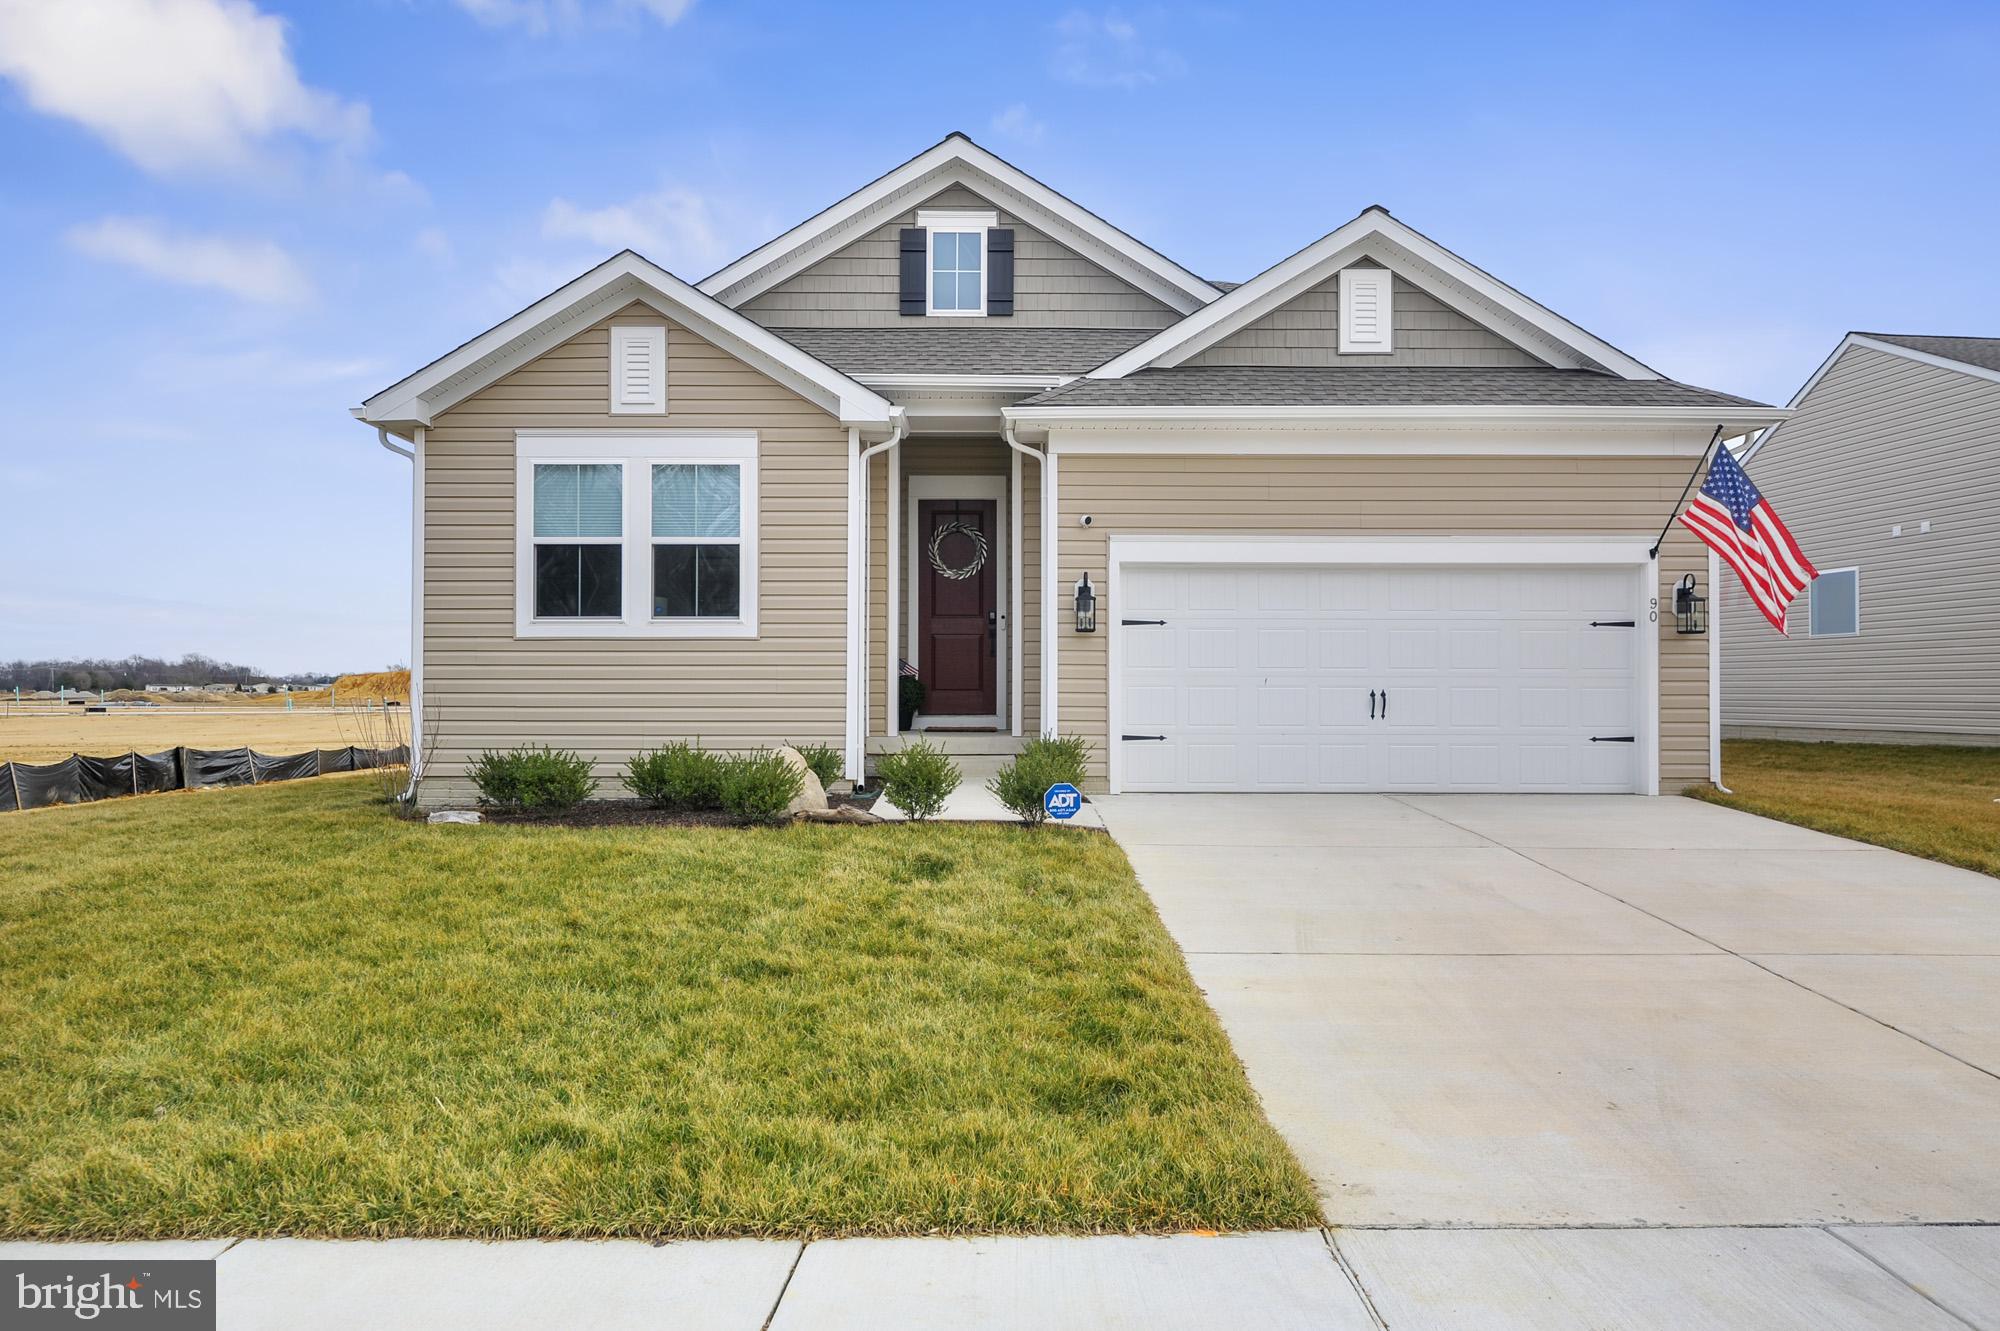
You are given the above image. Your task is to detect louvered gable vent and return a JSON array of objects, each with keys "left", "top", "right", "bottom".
[
  {"left": 609, "top": 324, "right": 667, "bottom": 413},
  {"left": 1337, "top": 267, "right": 1394, "bottom": 355}
]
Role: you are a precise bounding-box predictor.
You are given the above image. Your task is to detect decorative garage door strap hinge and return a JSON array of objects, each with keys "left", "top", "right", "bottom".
[
  {"left": 1121, "top": 618, "right": 1167, "bottom": 626},
  {"left": 1589, "top": 619, "right": 1637, "bottom": 627},
  {"left": 1589, "top": 735, "right": 1638, "bottom": 743}
]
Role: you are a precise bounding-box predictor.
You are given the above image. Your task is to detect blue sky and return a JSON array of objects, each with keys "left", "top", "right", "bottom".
[{"left": 2, "top": 0, "right": 1995, "bottom": 673}]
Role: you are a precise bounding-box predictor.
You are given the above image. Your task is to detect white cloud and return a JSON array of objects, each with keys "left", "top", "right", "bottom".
[
  {"left": 541, "top": 184, "right": 724, "bottom": 267},
  {"left": 0, "top": 0, "right": 370, "bottom": 176},
  {"left": 67, "top": 217, "right": 314, "bottom": 305},
  {"left": 414, "top": 226, "right": 456, "bottom": 265},
  {"left": 1049, "top": 10, "right": 1185, "bottom": 89},
  {"left": 141, "top": 346, "right": 384, "bottom": 390},
  {"left": 991, "top": 103, "right": 1047, "bottom": 144},
  {"left": 453, "top": 0, "right": 694, "bottom": 35}
]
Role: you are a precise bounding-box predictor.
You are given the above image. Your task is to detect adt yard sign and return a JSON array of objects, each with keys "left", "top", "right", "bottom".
[{"left": 1044, "top": 783, "right": 1082, "bottom": 821}]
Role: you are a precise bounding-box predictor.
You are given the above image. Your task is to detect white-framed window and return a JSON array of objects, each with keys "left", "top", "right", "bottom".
[
  {"left": 919, "top": 208, "right": 996, "bottom": 317},
  {"left": 1808, "top": 566, "right": 1860, "bottom": 637},
  {"left": 514, "top": 432, "right": 758, "bottom": 638}
]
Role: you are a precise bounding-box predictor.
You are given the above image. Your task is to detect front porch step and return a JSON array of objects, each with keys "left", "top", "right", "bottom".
[{"left": 868, "top": 732, "right": 1024, "bottom": 757}]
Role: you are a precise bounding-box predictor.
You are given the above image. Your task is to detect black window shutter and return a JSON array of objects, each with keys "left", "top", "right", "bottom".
[
  {"left": 899, "top": 228, "right": 927, "bottom": 316},
  {"left": 987, "top": 228, "right": 1014, "bottom": 316}
]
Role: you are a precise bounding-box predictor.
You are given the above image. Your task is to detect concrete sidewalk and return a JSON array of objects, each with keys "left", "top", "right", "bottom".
[{"left": 10, "top": 1225, "right": 1996, "bottom": 1328}]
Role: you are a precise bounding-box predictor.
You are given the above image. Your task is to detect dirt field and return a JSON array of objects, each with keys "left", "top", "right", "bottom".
[{"left": 0, "top": 707, "right": 407, "bottom": 765}]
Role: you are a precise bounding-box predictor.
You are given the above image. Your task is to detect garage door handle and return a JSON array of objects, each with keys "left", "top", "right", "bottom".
[
  {"left": 1590, "top": 620, "right": 1637, "bottom": 628},
  {"left": 1590, "top": 735, "right": 1636, "bottom": 743},
  {"left": 1122, "top": 734, "right": 1166, "bottom": 742},
  {"left": 1122, "top": 618, "right": 1167, "bottom": 626},
  {"left": 1381, "top": 689, "right": 1388, "bottom": 718},
  {"left": 1369, "top": 689, "right": 1376, "bottom": 719}
]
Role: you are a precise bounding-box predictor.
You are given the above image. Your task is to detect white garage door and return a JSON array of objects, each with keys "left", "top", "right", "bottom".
[{"left": 1118, "top": 564, "right": 1644, "bottom": 793}]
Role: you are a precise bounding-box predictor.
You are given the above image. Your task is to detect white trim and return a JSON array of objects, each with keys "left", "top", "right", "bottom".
[
  {"left": 854, "top": 373, "right": 1068, "bottom": 391},
  {"left": 917, "top": 207, "right": 998, "bottom": 230},
  {"left": 1015, "top": 406, "right": 1787, "bottom": 435},
  {"left": 1807, "top": 565, "right": 1862, "bottom": 638},
  {"left": 1088, "top": 207, "right": 1660, "bottom": 381},
  {"left": 1708, "top": 548, "right": 1724, "bottom": 789},
  {"left": 697, "top": 135, "right": 1220, "bottom": 314},
  {"left": 1744, "top": 334, "right": 2000, "bottom": 463},
  {"left": 904, "top": 475, "right": 1008, "bottom": 730},
  {"left": 1101, "top": 534, "right": 1660, "bottom": 795},
  {"left": 608, "top": 324, "right": 666, "bottom": 414},
  {"left": 885, "top": 437, "right": 901, "bottom": 738},
  {"left": 925, "top": 220, "right": 989, "bottom": 318},
  {"left": 1032, "top": 421, "right": 1771, "bottom": 457},
  {"left": 512, "top": 432, "right": 759, "bottom": 640},
  {"left": 1337, "top": 267, "right": 1394, "bottom": 355},
  {"left": 1043, "top": 450, "right": 1059, "bottom": 736},
  {"left": 845, "top": 427, "right": 863, "bottom": 780},
  {"left": 357, "top": 251, "right": 894, "bottom": 432}
]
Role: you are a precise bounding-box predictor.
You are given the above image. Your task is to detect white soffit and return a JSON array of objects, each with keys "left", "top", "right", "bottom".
[
  {"left": 695, "top": 133, "right": 1222, "bottom": 315},
  {"left": 356, "top": 251, "right": 895, "bottom": 431},
  {"left": 1089, "top": 207, "right": 1662, "bottom": 381}
]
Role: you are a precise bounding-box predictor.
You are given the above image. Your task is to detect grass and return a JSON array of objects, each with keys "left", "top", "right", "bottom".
[
  {"left": 0, "top": 778, "right": 1318, "bottom": 1240},
  {"left": 1691, "top": 740, "right": 2000, "bottom": 877}
]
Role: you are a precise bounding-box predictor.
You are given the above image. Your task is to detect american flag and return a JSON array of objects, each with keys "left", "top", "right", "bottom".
[{"left": 1678, "top": 445, "right": 1817, "bottom": 634}]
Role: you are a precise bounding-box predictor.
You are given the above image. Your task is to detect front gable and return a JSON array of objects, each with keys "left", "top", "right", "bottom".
[{"left": 737, "top": 182, "right": 1184, "bottom": 331}]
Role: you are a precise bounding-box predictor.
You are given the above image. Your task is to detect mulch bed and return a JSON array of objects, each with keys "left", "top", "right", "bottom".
[{"left": 479, "top": 792, "right": 880, "bottom": 829}]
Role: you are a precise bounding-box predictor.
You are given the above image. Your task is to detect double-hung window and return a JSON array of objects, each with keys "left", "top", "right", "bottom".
[
  {"left": 516, "top": 433, "right": 758, "bottom": 638},
  {"left": 920, "top": 208, "right": 995, "bottom": 316}
]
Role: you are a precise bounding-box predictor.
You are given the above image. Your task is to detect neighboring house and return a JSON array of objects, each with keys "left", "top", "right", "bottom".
[
  {"left": 1725, "top": 333, "right": 2000, "bottom": 744},
  {"left": 355, "top": 134, "right": 1781, "bottom": 806}
]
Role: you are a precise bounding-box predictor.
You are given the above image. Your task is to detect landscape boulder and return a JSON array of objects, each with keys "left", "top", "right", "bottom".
[
  {"left": 428, "top": 809, "right": 482, "bottom": 825},
  {"left": 773, "top": 745, "right": 828, "bottom": 817}
]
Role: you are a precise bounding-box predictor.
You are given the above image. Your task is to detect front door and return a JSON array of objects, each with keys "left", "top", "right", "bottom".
[{"left": 916, "top": 498, "right": 998, "bottom": 718}]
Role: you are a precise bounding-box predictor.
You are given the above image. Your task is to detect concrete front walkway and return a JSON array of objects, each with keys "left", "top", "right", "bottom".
[{"left": 1095, "top": 791, "right": 2000, "bottom": 1326}]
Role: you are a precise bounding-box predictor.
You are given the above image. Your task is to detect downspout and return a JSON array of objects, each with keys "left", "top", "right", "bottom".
[
  {"left": 375, "top": 427, "right": 420, "bottom": 802},
  {"left": 1001, "top": 419, "right": 1038, "bottom": 738},
  {"left": 849, "top": 414, "right": 905, "bottom": 780},
  {"left": 1709, "top": 547, "right": 1730, "bottom": 792},
  {"left": 886, "top": 433, "right": 902, "bottom": 740}
]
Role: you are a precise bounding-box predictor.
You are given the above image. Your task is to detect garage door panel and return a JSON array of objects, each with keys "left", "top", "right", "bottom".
[{"left": 1119, "top": 563, "right": 1641, "bottom": 794}]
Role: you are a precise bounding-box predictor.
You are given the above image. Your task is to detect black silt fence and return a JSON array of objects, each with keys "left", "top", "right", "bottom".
[{"left": 0, "top": 745, "right": 408, "bottom": 813}]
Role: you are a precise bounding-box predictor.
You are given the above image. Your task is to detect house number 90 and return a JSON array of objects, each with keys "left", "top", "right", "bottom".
[{"left": 1649, "top": 596, "right": 1659, "bottom": 624}]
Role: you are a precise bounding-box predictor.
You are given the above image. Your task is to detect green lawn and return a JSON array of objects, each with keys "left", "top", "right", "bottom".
[
  {"left": 1692, "top": 740, "right": 2000, "bottom": 877},
  {"left": 0, "top": 778, "right": 1318, "bottom": 1240}
]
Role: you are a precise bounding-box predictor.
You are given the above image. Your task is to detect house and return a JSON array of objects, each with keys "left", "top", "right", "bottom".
[
  {"left": 354, "top": 134, "right": 1782, "bottom": 807},
  {"left": 1724, "top": 333, "right": 2000, "bottom": 744}
]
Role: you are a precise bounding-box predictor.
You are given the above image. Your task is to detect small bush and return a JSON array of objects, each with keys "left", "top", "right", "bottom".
[
  {"left": 467, "top": 744, "right": 595, "bottom": 812},
  {"left": 989, "top": 735, "right": 1094, "bottom": 827},
  {"left": 877, "top": 738, "right": 962, "bottom": 821},
  {"left": 718, "top": 750, "right": 806, "bottom": 825},
  {"left": 789, "top": 741, "right": 843, "bottom": 790},
  {"left": 624, "top": 741, "right": 725, "bottom": 810}
]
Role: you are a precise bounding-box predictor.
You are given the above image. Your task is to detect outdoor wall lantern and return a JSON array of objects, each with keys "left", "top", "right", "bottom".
[
  {"left": 1074, "top": 573, "right": 1097, "bottom": 633},
  {"left": 1673, "top": 572, "right": 1707, "bottom": 635}
]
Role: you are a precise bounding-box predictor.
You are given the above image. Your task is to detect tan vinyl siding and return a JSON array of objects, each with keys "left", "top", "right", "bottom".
[
  {"left": 1184, "top": 267, "right": 1547, "bottom": 368},
  {"left": 1053, "top": 453, "right": 1710, "bottom": 789},
  {"left": 1722, "top": 345, "right": 2000, "bottom": 740},
  {"left": 871, "top": 436, "right": 1040, "bottom": 736},
  {"left": 738, "top": 184, "right": 1180, "bottom": 329},
  {"left": 419, "top": 303, "right": 849, "bottom": 806}
]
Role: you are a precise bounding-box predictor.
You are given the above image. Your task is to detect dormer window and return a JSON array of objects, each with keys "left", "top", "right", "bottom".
[{"left": 917, "top": 208, "right": 997, "bottom": 317}]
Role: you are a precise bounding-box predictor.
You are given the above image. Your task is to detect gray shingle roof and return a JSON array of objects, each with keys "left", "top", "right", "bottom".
[
  {"left": 1011, "top": 366, "right": 1768, "bottom": 410},
  {"left": 1860, "top": 333, "right": 2000, "bottom": 375},
  {"left": 769, "top": 326, "right": 1156, "bottom": 376}
]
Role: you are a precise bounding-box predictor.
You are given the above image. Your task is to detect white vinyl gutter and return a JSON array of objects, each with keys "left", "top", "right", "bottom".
[
  {"left": 374, "top": 426, "right": 421, "bottom": 800},
  {"left": 1001, "top": 419, "right": 1041, "bottom": 738},
  {"left": 847, "top": 414, "right": 905, "bottom": 779}
]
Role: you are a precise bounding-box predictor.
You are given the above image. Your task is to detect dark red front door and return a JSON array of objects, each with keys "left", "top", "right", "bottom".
[{"left": 917, "top": 498, "right": 997, "bottom": 716}]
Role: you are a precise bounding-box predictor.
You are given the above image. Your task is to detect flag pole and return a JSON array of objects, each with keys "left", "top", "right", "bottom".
[{"left": 1650, "top": 424, "right": 1725, "bottom": 559}]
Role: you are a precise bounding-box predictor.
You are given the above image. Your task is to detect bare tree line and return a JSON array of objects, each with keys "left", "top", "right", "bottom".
[{"left": 0, "top": 655, "right": 350, "bottom": 693}]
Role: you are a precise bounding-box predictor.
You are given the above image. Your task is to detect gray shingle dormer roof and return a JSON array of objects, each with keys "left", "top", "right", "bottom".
[
  {"left": 1011, "top": 366, "right": 1768, "bottom": 410},
  {"left": 769, "top": 326, "right": 1157, "bottom": 377}
]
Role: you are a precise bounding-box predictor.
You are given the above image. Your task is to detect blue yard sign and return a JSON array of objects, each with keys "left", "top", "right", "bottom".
[{"left": 1043, "top": 782, "right": 1082, "bottom": 821}]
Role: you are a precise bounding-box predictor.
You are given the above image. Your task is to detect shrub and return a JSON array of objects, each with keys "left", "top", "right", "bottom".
[
  {"left": 467, "top": 744, "right": 595, "bottom": 812},
  {"left": 718, "top": 750, "right": 806, "bottom": 825},
  {"left": 789, "top": 741, "right": 843, "bottom": 790},
  {"left": 876, "top": 738, "right": 962, "bottom": 821},
  {"left": 989, "top": 735, "right": 1094, "bottom": 827},
  {"left": 624, "top": 741, "right": 725, "bottom": 810}
]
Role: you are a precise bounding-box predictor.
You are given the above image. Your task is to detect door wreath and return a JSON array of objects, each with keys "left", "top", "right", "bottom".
[{"left": 927, "top": 519, "right": 989, "bottom": 581}]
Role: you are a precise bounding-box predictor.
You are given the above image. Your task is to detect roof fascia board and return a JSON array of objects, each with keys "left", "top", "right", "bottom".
[
  {"left": 696, "top": 136, "right": 1221, "bottom": 314},
  {"left": 1007, "top": 403, "right": 1787, "bottom": 427},
  {"left": 1090, "top": 210, "right": 1660, "bottom": 381},
  {"left": 1744, "top": 333, "right": 2000, "bottom": 463},
  {"left": 853, "top": 372, "right": 1069, "bottom": 390},
  {"left": 359, "top": 252, "right": 893, "bottom": 429},
  {"left": 1039, "top": 422, "right": 1731, "bottom": 458}
]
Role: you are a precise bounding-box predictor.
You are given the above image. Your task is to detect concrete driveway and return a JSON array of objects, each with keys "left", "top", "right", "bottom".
[{"left": 1096, "top": 793, "right": 2000, "bottom": 1328}]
